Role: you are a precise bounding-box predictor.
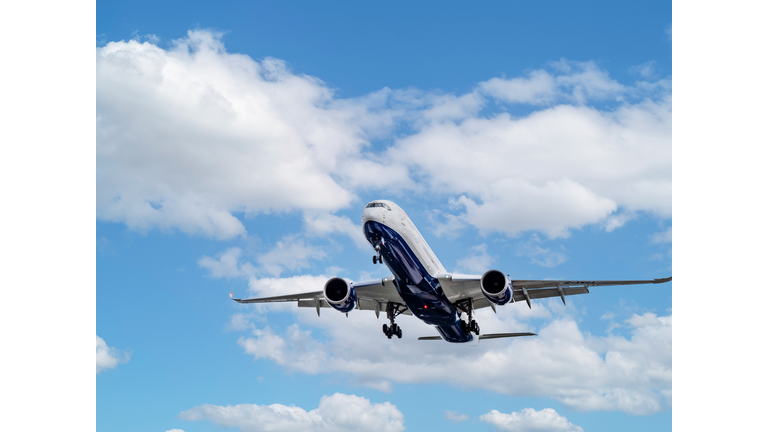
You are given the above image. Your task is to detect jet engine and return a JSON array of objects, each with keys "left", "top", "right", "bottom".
[
  {"left": 323, "top": 277, "right": 358, "bottom": 313},
  {"left": 480, "top": 270, "right": 512, "bottom": 305}
]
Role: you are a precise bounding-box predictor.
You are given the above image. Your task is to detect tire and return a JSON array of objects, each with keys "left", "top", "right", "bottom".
[
  {"left": 397, "top": 328, "right": 402, "bottom": 339},
  {"left": 378, "top": 256, "right": 383, "bottom": 264},
  {"left": 383, "top": 324, "right": 389, "bottom": 334},
  {"left": 373, "top": 255, "right": 377, "bottom": 265}
]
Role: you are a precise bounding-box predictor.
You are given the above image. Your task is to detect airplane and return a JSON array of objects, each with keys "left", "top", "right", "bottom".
[{"left": 231, "top": 200, "right": 672, "bottom": 343}]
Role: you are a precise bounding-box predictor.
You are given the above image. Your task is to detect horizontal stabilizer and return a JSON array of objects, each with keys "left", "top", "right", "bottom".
[
  {"left": 479, "top": 332, "right": 537, "bottom": 339},
  {"left": 418, "top": 332, "right": 537, "bottom": 341}
]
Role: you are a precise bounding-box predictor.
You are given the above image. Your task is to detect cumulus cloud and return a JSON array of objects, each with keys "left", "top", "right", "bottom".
[
  {"left": 96, "top": 335, "right": 130, "bottom": 373},
  {"left": 455, "top": 243, "right": 495, "bottom": 273},
  {"left": 97, "top": 30, "right": 397, "bottom": 239},
  {"left": 629, "top": 61, "right": 658, "bottom": 79},
  {"left": 256, "top": 236, "right": 327, "bottom": 277},
  {"left": 515, "top": 235, "right": 568, "bottom": 268},
  {"left": 478, "top": 60, "right": 626, "bottom": 105},
  {"left": 480, "top": 408, "right": 583, "bottom": 432},
  {"left": 444, "top": 410, "right": 469, "bottom": 423},
  {"left": 390, "top": 97, "right": 670, "bottom": 237},
  {"left": 198, "top": 247, "right": 256, "bottom": 278},
  {"left": 303, "top": 212, "right": 369, "bottom": 251},
  {"left": 232, "top": 286, "right": 671, "bottom": 415},
  {"left": 199, "top": 238, "right": 327, "bottom": 280},
  {"left": 98, "top": 31, "right": 670, "bottom": 242},
  {"left": 178, "top": 393, "right": 404, "bottom": 432}
]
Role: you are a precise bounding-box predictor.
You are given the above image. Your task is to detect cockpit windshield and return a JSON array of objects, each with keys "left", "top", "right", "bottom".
[{"left": 366, "top": 202, "right": 391, "bottom": 210}]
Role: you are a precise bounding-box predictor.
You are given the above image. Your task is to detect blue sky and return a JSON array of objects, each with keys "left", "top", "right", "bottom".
[{"left": 95, "top": 2, "right": 672, "bottom": 431}]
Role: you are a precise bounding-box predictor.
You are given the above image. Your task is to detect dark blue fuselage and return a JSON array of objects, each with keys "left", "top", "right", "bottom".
[{"left": 364, "top": 221, "right": 473, "bottom": 343}]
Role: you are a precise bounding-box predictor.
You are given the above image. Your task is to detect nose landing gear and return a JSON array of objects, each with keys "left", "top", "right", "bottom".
[
  {"left": 372, "top": 242, "right": 383, "bottom": 264},
  {"left": 382, "top": 302, "right": 406, "bottom": 339}
]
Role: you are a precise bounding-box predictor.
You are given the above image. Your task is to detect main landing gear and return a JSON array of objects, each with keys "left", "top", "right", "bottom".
[
  {"left": 455, "top": 298, "right": 481, "bottom": 336},
  {"left": 382, "top": 302, "right": 406, "bottom": 339}
]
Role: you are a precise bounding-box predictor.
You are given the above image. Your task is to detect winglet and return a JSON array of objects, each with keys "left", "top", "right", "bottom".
[
  {"left": 654, "top": 277, "right": 672, "bottom": 283},
  {"left": 230, "top": 292, "right": 233, "bottom": 299}
]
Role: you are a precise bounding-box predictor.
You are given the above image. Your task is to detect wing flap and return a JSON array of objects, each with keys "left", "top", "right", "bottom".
[{"left": 518, "top": 286, "right": 589, "bottom": 301}]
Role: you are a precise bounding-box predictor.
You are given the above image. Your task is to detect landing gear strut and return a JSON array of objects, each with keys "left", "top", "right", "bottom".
[
  {"left": 372, "top": 242, "right": 383, "bottom": 264},
  {"left": 382, "top": 302, "right": 406, "bottom": 339},
  {"left": 455, "top": 298, "right": 480, "bottom": 336}
]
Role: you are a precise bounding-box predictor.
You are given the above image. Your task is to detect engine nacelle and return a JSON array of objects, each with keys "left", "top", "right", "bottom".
[
  {"left": 323, "top": 277, "right": 357, "bottom": 313},
  {"left": 480, "top": 269, "right": 512, "bottom": 305}
]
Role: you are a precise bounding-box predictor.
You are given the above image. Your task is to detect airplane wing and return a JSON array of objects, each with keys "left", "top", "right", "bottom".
[
  {"left": 231, "top": 276, "right": 409, "bottom": 317},
  {"left": 439, "top": 275, "right": 672, "bottom": 309}
]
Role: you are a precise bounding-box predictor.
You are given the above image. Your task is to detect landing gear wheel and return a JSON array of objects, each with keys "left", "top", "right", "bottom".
[
  {"left": 383, "top": 302, "right": 406, "bottom": 340},
  {"left": 378, "top": 255, "right": 383, "bottom": 264},
  {"left": 373, "top": 255, "right": 378, "bottom": 265}
]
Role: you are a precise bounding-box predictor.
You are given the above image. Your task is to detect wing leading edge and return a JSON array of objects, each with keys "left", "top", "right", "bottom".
[
  {"left": 230, "top": 277, "right": 410, "bottom": 318},
  {"left": 439, "top": 275, "right": 671, "bottom": 309}
]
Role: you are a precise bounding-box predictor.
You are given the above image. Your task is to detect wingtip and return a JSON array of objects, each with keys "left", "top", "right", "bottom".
[{"left": 654, "top": 276, "right": 672, "bottom": 283}]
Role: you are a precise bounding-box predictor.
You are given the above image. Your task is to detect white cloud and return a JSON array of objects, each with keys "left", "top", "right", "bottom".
[
  {"left": 97, "top": 30, "right": 402, "bottom": 239},
  {"left": 455, "top": 243, "right": 495, "bottom": 273},
  {"left": 515, "top": 235, "right": 568, "bottom": 268},
  {"left": 198, "top": 247, "right": 256, "bottom": 279},
  {"left": 98, "top": 31, "right": 670, "bottom": 241},
  {"left": 247, "top": 274, "right": 329, "bottom": 299},
  {"left": 479, "top": 70, "right": 557, "bottom": 104},
  {"left": 303, "top": 212, "right": 370, "bottom": 251},
  {"left": 444, "top": 410, "right": 469, "bottom": 423},
  {"left": 256, "top": 236, "right": 327, "bottom": 277},
  {"left": 604, "top": 210, "right": 636, "bottom": 232},
  {"left": 478, "top": 60, "right": 628, "bottom": 105},
  {"left": 426, "top": 210, "right": 466, "bottom": 239},
  {"left": 199, "top": 239, "right": 327, "bottom": 280},
  {"left": 629, "top": 61, "right": 658, "bottom": 79},
  {"left": 233, "top": 289, "right": 671, "bottom": 415},
  {"left": 96, "top": 335, "right": 130, "bottom": 374},
  {"left": 391, "top": 97, "right": 670, "bottom": 237},
  {"left": 165, "top": 429, "right": 185, "bottom": 432},
  {"left": 480, "top": 408, "right": 583, "bottom": 432},
  {"left": 178, "top": 393, "right": 405, "bottom": 432}
]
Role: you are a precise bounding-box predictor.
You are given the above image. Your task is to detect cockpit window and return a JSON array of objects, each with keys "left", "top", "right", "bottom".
[{"left": 366, "top": 202, "right": 392, "bottom": 210}]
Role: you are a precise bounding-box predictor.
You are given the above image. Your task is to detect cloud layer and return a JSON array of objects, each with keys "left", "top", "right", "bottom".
[
  {"left": 97, "top": 30, "right": 670, "bottom": 240},
  {"left": 228, "top": 275, "right": 671, "bottom": 415},
  {"left": 178, "top": 393, "right": 404, "bottom": 432}
]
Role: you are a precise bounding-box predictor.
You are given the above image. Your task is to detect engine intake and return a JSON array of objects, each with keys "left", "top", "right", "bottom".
[
  {"left": 323, "top": 277, "right": 357, "bottom": 313},
  {"left": 481, "top": 270, "right": 512, "bottom": 305}
]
